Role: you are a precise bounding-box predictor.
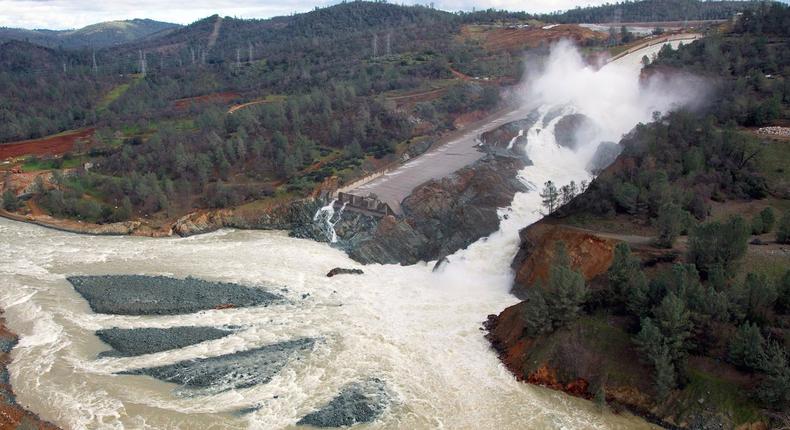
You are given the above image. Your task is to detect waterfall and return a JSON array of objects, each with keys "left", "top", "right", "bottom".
[
  {"left": 506, "top": 129, "right": 524, "bottom": 150},
  {"left": 313, "top": 199, "right": 348, "bottom": 243}
]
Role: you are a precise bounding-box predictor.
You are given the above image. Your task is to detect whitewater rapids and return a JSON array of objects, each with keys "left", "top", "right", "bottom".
[{"left": 0, "top": 39, "right": 698, "bottom": 430}]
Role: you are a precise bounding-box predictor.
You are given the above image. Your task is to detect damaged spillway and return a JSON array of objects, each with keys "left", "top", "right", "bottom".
[{"left": 0, "top": 37, "right": 701, "bottom": 430}]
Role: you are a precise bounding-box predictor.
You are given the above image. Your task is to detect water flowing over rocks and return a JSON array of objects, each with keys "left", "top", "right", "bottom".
[
  {"left": 96, "top": 327, "right": 235, "bottom": 358},
  {"left": 479, "top": 112, "right": 541, "bottom": 157},
  {"left": 121, "top": 338, "right": 315, "bottom": 394},
  {"left": 68, "top": 275, "right": 282, "bottom": 315},
  {"left": 296, "top": 378, "right": 390, "bottom": 428},
  {"left": 330, "top": 155, "right": 528, "bottom": 265}
]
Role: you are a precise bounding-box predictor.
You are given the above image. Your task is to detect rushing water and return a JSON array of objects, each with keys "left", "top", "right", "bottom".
[{"left": 0, "top": 40, "right": 697, "bottom": 430}]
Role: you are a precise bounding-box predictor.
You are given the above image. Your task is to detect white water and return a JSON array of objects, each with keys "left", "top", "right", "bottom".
[
  {"left": 506, "top": 129, "right": 524, "bottom": 150},
  {"left": 313, "top": 200, "right": 348, "bottom": 243},
  {"left": 0, "top": 40, "right": 697, "bottom": 430}
]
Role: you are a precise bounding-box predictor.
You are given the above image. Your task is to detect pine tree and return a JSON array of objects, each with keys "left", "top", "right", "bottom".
[
  {"left": 540, "top": 181, "right": 560, "bottom": 214},
  {"left": 758, "top": 341, "right": 790, "bottom": 409},
  {"left": 544, "top": 242, "right": 587, "bottom": 329},
  {"left": 522, "top": 289, "right": 550, "bottom": 336},
  {"left": 655, "top": 202, "right": 684, "bottom": 248},
  {"left": 654, "top": 345, "right": 676, "bottom": 401},
  {"left": 728, "top": 322, "right": 766, "bottom": 371},
  {"left": 654, "top": 292, "right": 693, "bottom": 366},
  {"left": 777, "top": 212, "right": 790, "bottom": 244}
]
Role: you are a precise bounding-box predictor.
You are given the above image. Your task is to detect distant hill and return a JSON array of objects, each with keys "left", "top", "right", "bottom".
[
  {"left": 544, "top": 0, "right": 765, "bottom": 23},
  {"left": 0, "top": 19, "right": 180, "bottom": 49}
]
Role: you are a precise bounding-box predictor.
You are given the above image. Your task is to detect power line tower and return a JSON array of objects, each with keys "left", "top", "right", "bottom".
[
  {"left": 236, "top": 48, "right": 241, "bottom": 68},
  {"left": 372, "top": 33, "right": 379, "bottom": 58},
  {"left": 92, "top": 50, "right": 98, "bottom": 74},
  {"left": 248, "top": 42, "right": 253, "bottom": 63},
  {"left": 385, "top": 31, "right": 392, "bottom": 56}
]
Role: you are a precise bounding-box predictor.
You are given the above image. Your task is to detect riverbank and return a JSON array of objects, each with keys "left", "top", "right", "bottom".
[{"left": 0, "top": 312, "right": 60, "bottom": 430}]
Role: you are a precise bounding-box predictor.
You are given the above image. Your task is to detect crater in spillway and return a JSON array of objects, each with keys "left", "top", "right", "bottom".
[
  {"left": 68, "top": 275, "right": 282, "bottom": 315},
  {"left": 96, "top": 326, "right": 236, "bottom": 358},
  {"left": 120, "top": 338, "right": 315, "bottom": 394}
]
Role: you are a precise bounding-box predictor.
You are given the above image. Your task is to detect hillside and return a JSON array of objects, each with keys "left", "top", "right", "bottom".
[
  {"left": 0, "top": 1, "right": 602, "bottom": 231},
  {"left": 0, "top": 19, "right": 180, "bottom": 49},
  {"left": 544, "top": 0, "right": 764, "bottom": 23},
  {"left": 487, "top": 4, "right": 790, "bottom": 429}
]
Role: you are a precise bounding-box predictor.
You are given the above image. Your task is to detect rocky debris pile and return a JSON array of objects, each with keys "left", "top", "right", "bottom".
[
  {"left": 96, "top": 327, "right": 235, "bottom": 358},
  {"left": 68, "top": 275, "right": 281, "bottom": 315},
  {"left": 332, "top": 155, "right": 527, "bottom": 265},
  {"left": 121, "top": 338, "right": 315, "bottom": 394},
  {"left": 326, "top": 268, "right": 364, "bottom": 277},
  {"left": 757, "top": 126, "right": 790, "bottom": 137},
  {"left": 297, "top": 378, "right": 390, "bottom": 428}
]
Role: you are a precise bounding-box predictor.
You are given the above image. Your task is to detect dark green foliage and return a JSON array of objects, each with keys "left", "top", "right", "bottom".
[
  {"left": 752, "top": 207, "right": 776, "bottom": 235},
  {"left": 1, "top": 189, "right": 18, "bottom": 211},
  {"left": 521, "top": 289, "right": 550, "bottom": 337},
  {"left": 655, "top": 202, "right": 685, "bottom": 248},
  {"left": 634, "top": 317, "right": 678, "bottom": 399},
  {"left": 777, "top": 212, "right": 790, "bottom": 244},
  {"left": 606, "top": 243, "right": 650, "bottom": 315},
  {"left": 544, "top": 242, "right": 588, "bottom": 330},
  {"left": 776, "top": 271, "right": 790, "bottom": 315},
  {"left": 653, "top": 345, "right": 677, "bottom": 401},
  {"left": 757, "top": 341, "right": 790, "bottom": 409},
  {"left": 540, "top": 181, "right": 560, "bottom": 214},
  {"left": 728, "top": 322, "right": 766, "bottom": 371},
  {"left": 687, "top": 216, "right": 749, "bottom": 277}
]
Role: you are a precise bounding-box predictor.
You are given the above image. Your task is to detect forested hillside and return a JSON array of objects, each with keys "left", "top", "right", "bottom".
[
  {"left": 491, "top": 3, "right": 790, "bottom": 428},
  {"left": 546, "top": 0, "right": 762, "bottom": 23},
  {"left": 0, "top": 19, "right": 179, "bottom": 49},
  {"left": 0, "top": 2, "right": 530, "bottom": 226}
]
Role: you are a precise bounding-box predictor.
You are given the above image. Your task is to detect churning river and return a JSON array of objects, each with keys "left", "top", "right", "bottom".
[{"left": 0, "top": 39, "right": 698, "bottom": 430}]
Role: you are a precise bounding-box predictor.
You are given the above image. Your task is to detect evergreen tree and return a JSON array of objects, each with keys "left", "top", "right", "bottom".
[
  {"left": 777, "top": 212, "right": 790, "bottom": 244},
  {"left": 654, "top": 292, "right": 693, "bottom": 371},
  {"left": 655, "top": 202, "right": 684, "bottom": 248},
  {"left": 776, "top": 270, "right": 790, "bottom": 315},
  {"left": 522, "top": 289, "right": 550, "bottom": 336},
  {"left": 688, "top": 216, "right": 749, "bottom": 277},
  {"left": 728, "top": 322, "right": 766, "bottom": 371},
  {"left": 544, "top": 242, "right": 588, "bottom": 330},
  {"left": 540, "top": 181, "right": 560, "bottom": 214},
  {"left": 758, "top": 341, "right": 790, "bottom": 409},
  {"left": 654, "top": 345, "right": 677, "bottom": 401}
]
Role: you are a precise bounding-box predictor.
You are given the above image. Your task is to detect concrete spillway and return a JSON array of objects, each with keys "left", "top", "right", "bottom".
[{"left": 344, "top": 34, "right": 702, "bottom": 215}]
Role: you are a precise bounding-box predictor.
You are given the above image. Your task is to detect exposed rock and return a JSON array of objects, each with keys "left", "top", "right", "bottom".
[
  {"left": 172, "top": 199, "right": 325, "bottom": 240},
  {"left": 297, "top": 378, "right": 390, "bottom": 428},
  {"left": 479, "top": 111, "right": 541, "bottom": 157},
  {"left": 326, "top": 268, "right": 364, "bottom": 277},
  {"left": 511, "top": 223, "right": 617, "bottom": 298},
  {"left": 554, "top": 113, "right": 599, "bottom": 150},
  {"left": 68, "top": 275, "right": 281, "bottom": 315},
  {"left": 96, "top": 327, "right": 235, "bottom": 358},
  {"left": 332, "top": 155, "right": 527, "bottom": 265},
  {"left": 121, "top": 338, "right": 314, "bottom": 394},
  {"left": 587, "top": 141, "right": 622, "bottom": 173}
]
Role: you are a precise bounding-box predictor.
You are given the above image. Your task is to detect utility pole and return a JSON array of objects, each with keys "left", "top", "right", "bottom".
[
  {"left": 62, "top": 61, "right": 66, "bottom": 74},
  {"left": 236, "top": 47, "right": 241, "bottom": 68},
  {"left": 386, "top": 31, "right": 392, "bottom": 56},
  {"left": 92, "top": 50, "right": 98, "bottom": 74}
]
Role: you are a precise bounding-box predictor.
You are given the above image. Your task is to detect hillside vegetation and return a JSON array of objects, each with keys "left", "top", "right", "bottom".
[
  {"left": 545, "top": 0, "right": 764, "bottom": 23},
  {"left": 0, "top": 19, "right": 180, "bottom": 49},
  {"left": 491, "top": 3, "right": 790, "bottom": 429}
]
